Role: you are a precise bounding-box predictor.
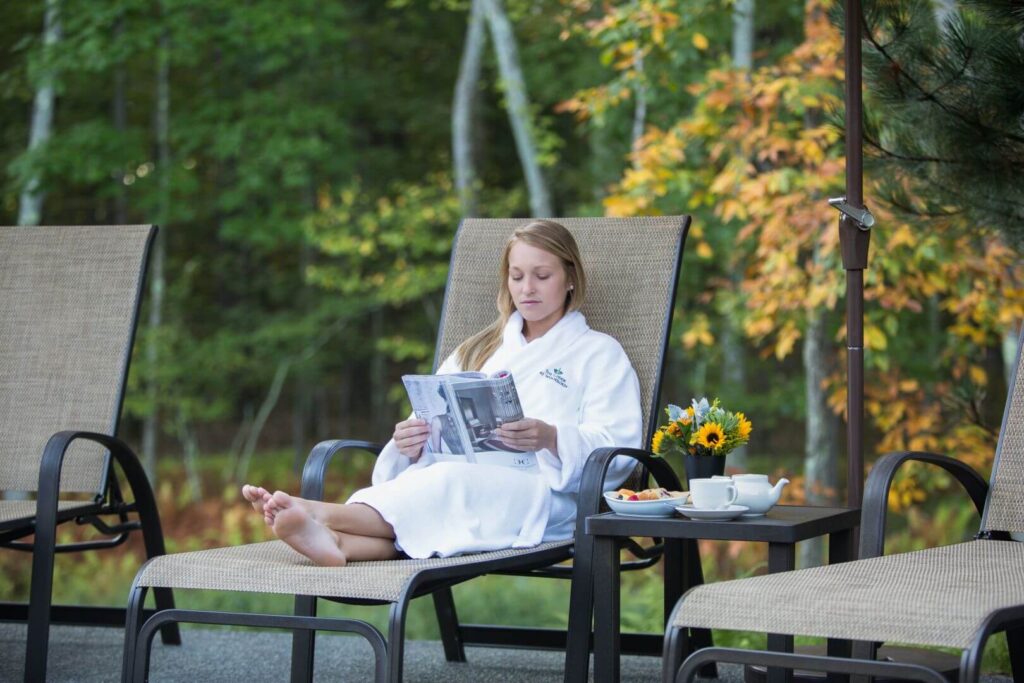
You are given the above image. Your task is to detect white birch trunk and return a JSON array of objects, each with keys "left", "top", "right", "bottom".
[
  {"left": 142, "top": 28, "right": 170, "bottom": 479},
  {"left": 18, "top": 0, "right": 61, "bottom": 226},
  {"left": 800, "top": 308, "right": 839, "bottom": 568},
  {"left": 453, "top": 0, "right": 487, "bottom": 217},
  {"left": 731, "top": 0, "right": 755, "bottom": 69},
  {"left": 630, "top": 49, "right": 647, "bottom": 160},
  {"left": 480, "top": 0, "right": 553, "bottom": 217}
]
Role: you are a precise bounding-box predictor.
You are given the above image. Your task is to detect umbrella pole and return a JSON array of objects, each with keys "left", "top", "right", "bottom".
[{"left": 834, "top": 0, "right": 872, "bottom": 516}]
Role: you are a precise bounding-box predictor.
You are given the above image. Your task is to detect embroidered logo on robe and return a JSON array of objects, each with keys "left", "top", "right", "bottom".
[{"left": 540, "top": 367, "right": 568, "bottom": 388}]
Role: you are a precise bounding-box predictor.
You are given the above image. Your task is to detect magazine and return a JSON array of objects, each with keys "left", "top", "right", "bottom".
[{"left": 401, "top": 370, "right": 538, "bottom": 471}]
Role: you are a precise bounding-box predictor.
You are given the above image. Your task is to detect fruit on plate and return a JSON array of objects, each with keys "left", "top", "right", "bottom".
[{"left": 611, "top": 487, "right": 684, "bottom": 502}]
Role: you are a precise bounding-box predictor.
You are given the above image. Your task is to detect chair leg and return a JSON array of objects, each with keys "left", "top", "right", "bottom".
[
  {"left": 1007, "top": 627, "right": 1024, "bottom": 683},
  {"left": 663, "top": 625, "right": 689, "bottom": 683},
  {"left": 25, "top": 482, "right": 61, "bottom": 683},
  {"left": 290, "top": 595, "right": 318, "bottom": 683},
  {"left": 564, "top": 536, "right": 596, "bottom": 683},
  {"left": 850, "top": 641, "right": 877, "bottom": 683},
  {"left": 387, "top": 599, "right": 411, "bottom": 683},
  {"left": 121, "top": 585, "right": 149, "bottom": 683},
  {"left": 432, "top": 586, "right": 467, "bottom": 662},
  {"left": 124, "top": 454, "right": 181, "bottom": 646}
]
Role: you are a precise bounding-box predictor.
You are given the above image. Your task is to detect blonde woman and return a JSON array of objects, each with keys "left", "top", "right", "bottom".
[{"left": 242, "top": 220, "right": 641, "bottom": 565}]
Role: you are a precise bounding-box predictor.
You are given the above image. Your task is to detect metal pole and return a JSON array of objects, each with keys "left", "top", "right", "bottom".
[{"left": 833, "top": 0, "right": 872, "bottom": 517}]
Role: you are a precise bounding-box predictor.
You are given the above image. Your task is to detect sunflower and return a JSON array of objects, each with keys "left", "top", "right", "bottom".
[
  {"left": 651, "top": 429, "right": 665, "bottom": 454},
  {"left": 696, "top": 422, "right": 726, "bottom": 451},
  {"left": 666, "top": 422, "right": 682, "bottom": 437},
  {"left": 736, "top": 412, "right": 752, "bottom": 440}
]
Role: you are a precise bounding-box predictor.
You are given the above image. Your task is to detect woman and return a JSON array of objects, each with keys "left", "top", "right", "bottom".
[{"left": 243, "top": 220, "right": 641, "bottom": 565}]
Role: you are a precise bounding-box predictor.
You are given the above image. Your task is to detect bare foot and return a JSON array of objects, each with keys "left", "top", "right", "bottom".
[
  {"left": 263, "top": 490, "right": 322, "bottom": 527},
  {"left": 241, "top": 485, "right": 273, "bottom": 525},
  {"left": 272, "top": 501, "right": 347, "bottom": 567}
]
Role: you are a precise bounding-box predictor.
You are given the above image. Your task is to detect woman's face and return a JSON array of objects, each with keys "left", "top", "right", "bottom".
[{"left": 507, "top": 241, "right": 571, "bottom": 340}]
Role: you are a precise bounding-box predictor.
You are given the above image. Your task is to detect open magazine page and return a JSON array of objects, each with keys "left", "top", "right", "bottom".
[
  {"left": 401, "top": 375, "right": 476, "bottom": 462},
  {"left": 402, "top": 371, "right": 538, "bottom": 471}
]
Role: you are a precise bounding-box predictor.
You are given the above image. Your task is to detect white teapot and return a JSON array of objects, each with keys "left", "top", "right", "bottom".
[{"left": 731, "top": 474, "right": 788, "bottom": 517}]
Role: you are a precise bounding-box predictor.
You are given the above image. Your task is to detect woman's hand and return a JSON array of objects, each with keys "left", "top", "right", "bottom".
[
  {"left": 496, "top": 418, "right": 558, "bottom": 455},
  {"left": 393, "top": 418, "right": 431, "bottom": 461}
]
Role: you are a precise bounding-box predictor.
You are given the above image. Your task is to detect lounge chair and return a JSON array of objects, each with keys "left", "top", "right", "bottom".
[
  {"left": 121, "top": 215, "right": 693, "bottom": 682},
  {"left": 0, "top": 224, "right": 179, "bottom": 682},
  {"left": 663, "top": 328, "right": 1024, "bottom": 683}
]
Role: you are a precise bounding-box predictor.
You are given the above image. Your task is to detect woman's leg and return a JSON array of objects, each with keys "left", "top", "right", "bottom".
[{"left": 268, "top": 491, "right": 399, "bottom": 566}]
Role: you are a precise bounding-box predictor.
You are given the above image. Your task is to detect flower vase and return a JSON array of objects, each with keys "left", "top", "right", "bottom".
[{"left": 683, "top": 454, "right": 726, "bottom": 487}]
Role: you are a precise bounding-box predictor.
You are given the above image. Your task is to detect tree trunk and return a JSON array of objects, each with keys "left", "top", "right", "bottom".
[
  {"left": 630, "top": 49, "right": 647, "bottom": 159},
  {"left": 453, "top": 0, "right": 486, "bottom": 217},
  {"left": 720, "top": 309, "right": 748, "bottom": 471},
  {"left": 113, "top": 16, "right": 128, "bottom": 224},
  {"left": 731, "top": 0, "right": 755, "bottom": 69},
  {"left": 142, "top": 26, "right": 170, "bottom": 479},
  {"left": 479, "top": 0, "right": 553, "bottom": 216},
  {"left": 800, "top": 308, "right": 839, "bottom": 568},
  {"left": 17, "top": 0, "right": 61, "bottom": 226}
]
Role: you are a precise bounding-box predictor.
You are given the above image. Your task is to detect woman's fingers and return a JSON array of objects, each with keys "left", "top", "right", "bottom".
[{"left": 394, "top": 418, "right": 430, "bottom": 458}]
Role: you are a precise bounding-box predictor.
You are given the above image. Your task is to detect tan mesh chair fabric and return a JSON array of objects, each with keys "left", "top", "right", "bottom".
[
  {"left": 0, "top": 225, "right": 154, "bottom": 493},
  {"left": 136, "top": 539, "right": 573, "bottom": 601},
  {"left": 982, "top": 329, "right": 1024, "bottom": 534},
  {"left": 0, "top": 500, "right": 96, "bottom": 526},
  {"left": 673, "top": 540, "right": 1024, "bottom": 649},
  {"left": 436, "top": 217, "right": 687, "bottom": 437},
  {"left": 133, "top": 216, "right": 685, "bottom": 608}
]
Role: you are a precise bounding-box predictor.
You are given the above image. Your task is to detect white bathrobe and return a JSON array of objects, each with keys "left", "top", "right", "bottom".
[{"left": 347, "top": 310, "right": 642, "bottom": 558}]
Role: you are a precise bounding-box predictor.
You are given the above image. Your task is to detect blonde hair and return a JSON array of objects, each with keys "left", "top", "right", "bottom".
[{"left": 456, "top": 220, "right": 586, "bottom": 371}]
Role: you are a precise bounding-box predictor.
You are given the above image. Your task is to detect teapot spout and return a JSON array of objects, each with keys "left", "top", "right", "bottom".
[{"left": 770, "top": 478, "right": 790, "bottom": 504}]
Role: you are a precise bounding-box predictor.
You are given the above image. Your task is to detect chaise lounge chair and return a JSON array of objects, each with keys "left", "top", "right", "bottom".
[
  {"left": 0, "top": 224, "right": 179, "bottom": 682},
  {"left": 121, "top": 215, "right": 696, "bottom": 682},
  {"left": 663, "top": 328, "right": 1024, "bottom": 683}
]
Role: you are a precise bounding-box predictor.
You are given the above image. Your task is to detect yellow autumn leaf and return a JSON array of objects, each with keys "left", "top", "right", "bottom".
[
  {"left": 864, "top": 325, "right": 888, "bottom": 351},
  {"left": 969, "top": 365, "right": 988, "bottom": 386},
  {"left": 692, "top": 33, "right": 709, "bottom": 51},
  {"left": 696, "top": 242, "right": 714, "bottom": 259}
]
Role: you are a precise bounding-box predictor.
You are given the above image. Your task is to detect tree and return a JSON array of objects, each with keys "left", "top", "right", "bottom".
[
  {"left": 16, "top": 0, "right": 60, "bottom": 226},
  {"left": 480, "top": 0, "right": 552, "bottom": 216},
  {"left": 453, "top": 0, "right": 487, "bottom": 217},
  {"left": 861, "top": 0, "right": 1024, "bottom": 248}
]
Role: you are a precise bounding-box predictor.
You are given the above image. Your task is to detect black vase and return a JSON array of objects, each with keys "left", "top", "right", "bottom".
[{"left": 683, "top": 453, "right": 726, "bottom": 486}]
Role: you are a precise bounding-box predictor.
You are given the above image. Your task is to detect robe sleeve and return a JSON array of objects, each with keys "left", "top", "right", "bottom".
[
  {"left": 535, "top": 336, "right": 643, "bottom": 493},
  {"left": 371, "top": 352, "right": 462, "bottom": 485}
]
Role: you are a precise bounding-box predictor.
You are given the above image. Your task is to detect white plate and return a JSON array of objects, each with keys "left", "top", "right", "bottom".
[
  {"left": 604, "top": 491, "right": 687, "bottom": 517},
  {"left": 674, "top": 504, "right": 750, "bottom": 521}
]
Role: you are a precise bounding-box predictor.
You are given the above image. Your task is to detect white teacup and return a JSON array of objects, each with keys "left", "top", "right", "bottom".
[{"left": 689, "top": 477, "right": 738, "bottom": 510}]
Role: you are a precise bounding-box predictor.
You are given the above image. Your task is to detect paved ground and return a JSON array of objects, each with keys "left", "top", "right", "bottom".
[
  {"left": 0, "top": 622, "right": 730, "bottom": 682},
  {"left": 2, "top": 623, "right": 1015, "bottom": 682}
]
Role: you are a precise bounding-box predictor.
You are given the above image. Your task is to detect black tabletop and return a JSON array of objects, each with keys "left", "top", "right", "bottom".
[{"left": 584, "top": 505, "right": 860, "bottom": 543}]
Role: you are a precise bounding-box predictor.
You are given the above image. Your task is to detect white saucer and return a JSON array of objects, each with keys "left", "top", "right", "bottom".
[{"left": 675, "top": 504, "right": 749, "bottom": 521}]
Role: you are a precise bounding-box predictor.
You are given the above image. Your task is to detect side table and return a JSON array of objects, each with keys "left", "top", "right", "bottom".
[{"left": 585, "top": 505, "right": 860, "bottom": 683}]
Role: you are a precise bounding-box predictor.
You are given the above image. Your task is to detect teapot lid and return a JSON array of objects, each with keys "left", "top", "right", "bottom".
[{"left": 733, "top": 473, "right": 769, "bottom": 481}]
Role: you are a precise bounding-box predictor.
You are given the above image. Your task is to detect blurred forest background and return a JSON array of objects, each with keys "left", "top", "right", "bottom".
[{"left": 1, "top": 0, "right": 1022, "bottom": 668}]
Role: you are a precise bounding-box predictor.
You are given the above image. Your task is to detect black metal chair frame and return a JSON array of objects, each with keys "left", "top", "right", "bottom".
[
  {"left": 664, "top": 448, "right": 1023, "bottom": 683},
  {"left": 0, "top": 225, "right": 180, "bottom": 682}
]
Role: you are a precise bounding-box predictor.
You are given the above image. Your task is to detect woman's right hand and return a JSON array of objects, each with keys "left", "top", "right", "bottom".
[{"left": 393, "top": 418, "right": 431, "bottom": 461}]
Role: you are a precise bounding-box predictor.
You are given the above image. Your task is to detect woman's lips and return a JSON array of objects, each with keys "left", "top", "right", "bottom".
[{"left": 520, "top": 300, "right": 540, "bottom": 305}]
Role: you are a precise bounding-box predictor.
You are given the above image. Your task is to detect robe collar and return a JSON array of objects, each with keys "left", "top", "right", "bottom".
[{"left": 502, "top": 309, "right": 589, "bottom": 354}]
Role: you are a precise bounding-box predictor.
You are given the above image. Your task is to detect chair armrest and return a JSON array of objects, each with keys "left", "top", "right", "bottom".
[
  {"left": 575, "top": 446, "right": 683, "bottom": 540},
  {"left": 35, "top": 430, "right": 166, "bottom": 556},
  {"left": 860, "top": 450, "right": 988, "bottom": 559},
  {"left": 299, "top": 439, "right": 385, "bottom": 501}
]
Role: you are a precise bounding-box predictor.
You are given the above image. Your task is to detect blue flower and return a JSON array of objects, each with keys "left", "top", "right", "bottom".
[
  {"left": 667, "top": 404, "right": 685, "bottom": 421},
  {"left": 691, "top": 397, "right": 711, "bottom": 424}
]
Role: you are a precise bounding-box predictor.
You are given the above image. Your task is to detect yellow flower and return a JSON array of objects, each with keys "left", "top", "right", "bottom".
[
  {"left": 696, "top": 422, "right": 726, "bottom": 451},
  {"left": 736, "top": 412, "right": 752, "bottom": 439},
  {"left": 667, "top": 422, "right": 682, "bottom": 437},
  {"left": 651, "top": 429, "right": 665, "bottom": 453}
]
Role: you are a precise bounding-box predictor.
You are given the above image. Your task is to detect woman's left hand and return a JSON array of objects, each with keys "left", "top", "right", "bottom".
[{"left": 496, "top": 418, "right": 558, "bottom": 454}]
